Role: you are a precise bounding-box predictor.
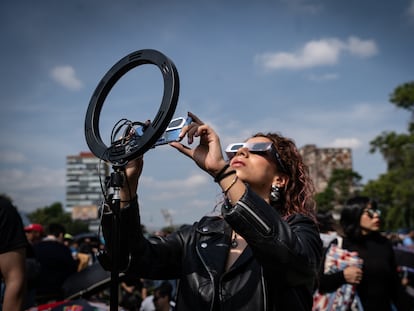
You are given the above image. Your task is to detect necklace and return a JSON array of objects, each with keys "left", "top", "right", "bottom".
[{"left": 231, "top": 231, "right": 238, "bottom": 248}]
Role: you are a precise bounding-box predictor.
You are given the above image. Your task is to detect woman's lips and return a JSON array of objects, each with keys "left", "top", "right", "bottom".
[{"left": 231, "top": 158, "right": 245, "bottom": 167}]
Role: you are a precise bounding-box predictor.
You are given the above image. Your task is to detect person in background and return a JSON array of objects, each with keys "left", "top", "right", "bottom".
[
  {"left": 33, "top": 223, "right": 78, "bottom": 304},
  {"left": 0, "top": 195, "right": 27, "bottom": 311},
  {"left": 402, "top": 230, "right": 414, "bottom": 249},
  {"left": 317, "top": 196, "right": 407, "bottom": 311},
  {"left": 140, "top": 292, "right": 155, "bottom": 311},
  {"left": 23, "top": 224, "right": 44, "bottom": 309},
  {"left": 120, "top": 272, "right": 144, "bottom": 311},
  {"left": 24, "top": 223, "right": 44, "bottom": 245},
  {"left": 153, "top": 281, "right": 174, "bottom": 311},
  {"left": 316, "top": 212, "right": 339, "bottom": 250},
  {"left": 102, "top": 112, "right": 322, "bottom": 310}
]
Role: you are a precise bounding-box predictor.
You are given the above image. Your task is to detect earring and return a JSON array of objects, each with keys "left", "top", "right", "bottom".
[{"left": 270, "top": 185, "right": 283, "bottom": 203}]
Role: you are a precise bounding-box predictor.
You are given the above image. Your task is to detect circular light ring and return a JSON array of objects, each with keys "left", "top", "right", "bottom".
[{"left": 84, "top": 49, "right": 179, "bottom": 164}]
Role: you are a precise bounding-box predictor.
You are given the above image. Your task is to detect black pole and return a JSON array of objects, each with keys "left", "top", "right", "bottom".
[{"left": 109, "top": 167, "right": 124, "bottom": 311}]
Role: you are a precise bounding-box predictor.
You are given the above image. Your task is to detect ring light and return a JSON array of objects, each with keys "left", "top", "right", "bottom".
[{"left": 84, "top": 49, "right": 179, "bottom": 164}]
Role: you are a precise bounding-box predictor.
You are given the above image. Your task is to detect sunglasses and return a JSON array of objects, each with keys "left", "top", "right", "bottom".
[
  {"left": 225, "top": 142, "right": 288, "bottom": 173},
  {"left": 364, "top": 209, "right": 382, "bottom": 218}
]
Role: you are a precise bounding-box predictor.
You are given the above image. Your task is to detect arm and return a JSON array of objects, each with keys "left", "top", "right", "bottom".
[
  {"left": 222, "top": 186, "right": 322, "bottom": 287},
  {"left": 101, "top": 158, "right": 188, "bottom": 278},
  {"left": 102, "top": 199, "right": 191, "bottom": 279},
  {"left": 317, "top": 245, "right": 348, "bottom": 292},
  {"left": 0, "top": 248, "right": 26, "bottom": 311},
  {"left": 318, "top": 240, "right": 363, "bottom": 292}
]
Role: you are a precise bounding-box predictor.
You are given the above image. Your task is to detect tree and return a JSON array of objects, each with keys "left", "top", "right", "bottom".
[
  {"left": 362, "top": 81, "right": 414, "bottom": 230},
  {"left": 390, "top": 81, "right": 414, "bottom": 112},
  {"left": 315, "top": 169, "right": 362, "bottom": 214},
  {"left": 28, "top": 202, "right": 89, "bottom": 235}
]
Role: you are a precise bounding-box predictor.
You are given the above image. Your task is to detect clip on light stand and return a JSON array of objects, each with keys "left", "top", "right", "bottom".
[{"left": 84, "top": 49, "right": 180, "bottom": 310}]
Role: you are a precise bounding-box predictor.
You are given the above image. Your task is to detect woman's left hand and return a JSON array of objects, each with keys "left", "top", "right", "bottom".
[{"left": 170, "top": 112, "right": 227, "bottom": 177}]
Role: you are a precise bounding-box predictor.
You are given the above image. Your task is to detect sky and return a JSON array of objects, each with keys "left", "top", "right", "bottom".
[{"left": 1, "top": 0, "right": 413, "bottom": 229}]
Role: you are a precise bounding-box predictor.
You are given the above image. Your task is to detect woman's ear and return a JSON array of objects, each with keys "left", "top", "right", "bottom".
[{"left": 273, "top": 174, "right": 288, "bottom": 187}]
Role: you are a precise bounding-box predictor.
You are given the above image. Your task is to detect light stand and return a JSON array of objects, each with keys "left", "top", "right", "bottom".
[
  {"left": 84, "top": 49, "right": 180, "bottom": 311},
  {"left": 107, "top": 164, "right": 125, "bottom": 311}
]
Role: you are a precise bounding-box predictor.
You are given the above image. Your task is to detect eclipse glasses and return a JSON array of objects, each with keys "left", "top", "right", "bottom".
[
  {"left": 154, "top": 116, "right": 192, "bottom": 146},
  {"left": 225, "top": 141, "right": 288, "bottom": 174}
]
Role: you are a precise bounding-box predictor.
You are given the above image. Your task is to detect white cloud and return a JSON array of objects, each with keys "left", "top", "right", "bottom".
[
  {"left": 407, "top": 0, "right": 414, "bottom": 17},
  {"left": 140, "top": 173, "right": 211, "bottom": 201},
  {"left": 345, "top": 36, "right": 378, "bottom": 57},
  {"left": 142, "top": 173, "right": 209, "bottom": 190},
  {"left": 329, "top": 138, "right": 363, "bottom": 149},
  {"left": 0, "top": 167, "right": 65, "bottom": 192},
  {"left": 0, "top": 167, "right": 65, "bottom": 212},
  {"left": 281, "top": 0, "right": 323, "bottom": 14},
  {"left": 50, "top": 65, "right": 83, "bottom": 91},
  {"left": 255, "top": 36, "right": 378, "bottom": 71},
  {"left": 0, "top": 151, "right": 27, "bottom": 163},
  {"left": 307, "top": 73, "right": 339, "bottom": 81}
]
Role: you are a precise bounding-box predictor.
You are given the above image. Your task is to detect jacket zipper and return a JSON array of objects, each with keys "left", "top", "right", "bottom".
[
  {"left": 196, "top": 244, "right": 216, "bottom": 311},
  {"left": 237, "top": 201, "right": 271, "bottom": 233},
  {"left": 261, "top": 267, "right": 268, "bottom": 311}
]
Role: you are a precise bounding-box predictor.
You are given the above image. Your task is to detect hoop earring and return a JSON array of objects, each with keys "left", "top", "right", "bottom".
[{"left": 270, "top": 185, "right": 283, "bottom": 203}]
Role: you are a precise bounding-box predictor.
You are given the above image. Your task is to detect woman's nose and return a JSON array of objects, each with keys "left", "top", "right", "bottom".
[{"left": 236, "top": 147, "right": 248, "bottom": 157}]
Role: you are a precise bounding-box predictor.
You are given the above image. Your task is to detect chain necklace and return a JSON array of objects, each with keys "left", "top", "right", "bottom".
[{"left": 231, "top": 231, "right": 238, "bottom": 248}]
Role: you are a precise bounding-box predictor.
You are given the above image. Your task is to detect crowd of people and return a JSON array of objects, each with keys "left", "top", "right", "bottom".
[
  {"left": 1, "top": 112, "right": 413, "bottom": 311},
  {"left": 0, "top": 197, "right": 107, "bottom": 310}
]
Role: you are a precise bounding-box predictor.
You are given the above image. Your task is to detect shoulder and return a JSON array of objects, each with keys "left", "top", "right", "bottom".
[
  {"left": 285, "top": 214, "right": 322, "bottom": 248},
  {"left": 196, "top": 215, "right": 225, "bottom": 229},
  {"left": 286, "top": 213, "right": 320, "bottom": 233},
  {"left": 175, "top": 216, "right": 226, "bottom": 238}
]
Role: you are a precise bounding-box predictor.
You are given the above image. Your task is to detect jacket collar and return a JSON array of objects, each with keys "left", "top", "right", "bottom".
[{"left": 195, "top": 216, "right": 254, "bottom": 274}]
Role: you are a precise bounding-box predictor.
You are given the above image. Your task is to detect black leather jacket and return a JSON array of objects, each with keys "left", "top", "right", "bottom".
[{"left": 102, "top": 186, "right": 322, "bottom": 311}]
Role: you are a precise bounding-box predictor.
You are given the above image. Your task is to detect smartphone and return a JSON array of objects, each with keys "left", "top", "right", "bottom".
[{"left": 153, "top": 116, "right": 192, "bottom": 147}]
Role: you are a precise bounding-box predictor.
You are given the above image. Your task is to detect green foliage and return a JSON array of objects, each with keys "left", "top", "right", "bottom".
[
  {"left": 28, "top": 202, "right": 89, "bottom": 235},
  {"left": 389, "top": 81, "right": 414, "bottom": 111},
  {"left": 369, "top": 131, "right": 413, "bottom": 170},
  {"left": 315, "top": 169, "right": 362, "bottom": 213},
  {"left": 362, "top": 81, "right": 414, "bottom": 230},
  {"left": 315, "top": 188, "right": 335, "bottom": 212},
  {"left": 161, "top": 226, "right": 177, "bottom": 235}
]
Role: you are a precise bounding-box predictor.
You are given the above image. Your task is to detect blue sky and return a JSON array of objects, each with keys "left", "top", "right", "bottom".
[{"left": 1, "top": 0, "right": 413, "bottom": 229}]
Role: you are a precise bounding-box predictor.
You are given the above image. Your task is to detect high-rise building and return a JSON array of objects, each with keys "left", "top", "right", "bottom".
[
  {"left": 66, "top": 152, "right": 110, "bottom": 219},
  {"left": 299, "top": 144, "right": 353, "bottom": 193}
]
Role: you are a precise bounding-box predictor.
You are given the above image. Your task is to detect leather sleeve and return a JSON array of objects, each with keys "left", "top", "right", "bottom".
[
  {"left": 101, "top": 198, "right": 187, "bottom": 279},
  {"left": 222, "top": 186, "right": 322, "bottom": 287},
  {"left": 101, "top": 198, "right": 145, "bottom": 271}
]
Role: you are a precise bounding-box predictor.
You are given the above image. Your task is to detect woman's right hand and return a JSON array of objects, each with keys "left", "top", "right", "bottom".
[
  {"left": 120, "top": 156, "right": 144, "bottom": 206},
  {"left": 343, "top": 266, "right": 363, "bottom": 285},
  {"left": 170, "top": 112, "right": 227, "bottom": 177}
]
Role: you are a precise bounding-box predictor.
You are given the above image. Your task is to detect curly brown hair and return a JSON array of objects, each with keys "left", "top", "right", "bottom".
[{"left": 253, "top": 132, "right": 317, "bottom": 221}]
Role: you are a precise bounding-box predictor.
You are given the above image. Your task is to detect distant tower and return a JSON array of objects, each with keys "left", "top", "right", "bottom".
[
  {"left": 299, "top": 144, "right": 353, "bottom": 193},
  {"left": 161, "top": 209, "right": 173, "bottom": 227},
  {"left": 66, "top": 152, "right": 110, "bottom": 219}
]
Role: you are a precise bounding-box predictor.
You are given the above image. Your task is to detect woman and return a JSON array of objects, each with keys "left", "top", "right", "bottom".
[
  {"left": 102, "top": 112, "right": 322, "bottom": 311},
  {"left": 317, "top": 196, "right": 405, "bottom": 311}
]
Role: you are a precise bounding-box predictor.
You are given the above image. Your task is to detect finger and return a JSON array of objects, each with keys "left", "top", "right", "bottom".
[
  {"left": 170, "top": 142, "right": 193, "bottom": 158},
  {"left": 194, "top": 124, "right": 210, "bottom": 138},
  {"left": 185, "top": 124, "right": 200, "bottom": 144},
  {"left": 188, "top": 111, "right": 204, "bottom": 124}
]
